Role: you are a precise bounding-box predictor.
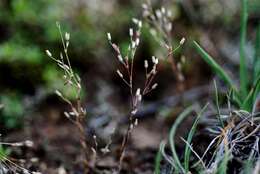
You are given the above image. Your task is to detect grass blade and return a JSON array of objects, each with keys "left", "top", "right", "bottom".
[
  {"left": 169, "top": 105, "right": 194, "bottom": 173},
  {"left": 254, "top": 24, "right": 260, "bottom": 82},
  {"left": 192, "top": 41, "right": 235, "bottom": 90},
  {"left": 154, "top": 143, "right": 163, "bottom": 174},
  {"left": 214, "top": 80, "right": 224, "bottom": 127},
  {"left": 242, "top": 76, "right": 260, "bottom": 111},
  {"left": 239, "top": 0, "right": 249, "bottom": 98},
  {"left": 184, "top": 103, "right": 209, "bottom": 173}
]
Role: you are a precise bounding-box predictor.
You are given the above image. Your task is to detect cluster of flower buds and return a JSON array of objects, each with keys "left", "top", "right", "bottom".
[
  {"left": 142, "top": 2, "right": 173, "bottom": 47},
  {"left": 142, "top": 1, "right": 186, "bottom": 83},
  {"left": 108, "top": 17, "right": 160, "bottom": 118}
]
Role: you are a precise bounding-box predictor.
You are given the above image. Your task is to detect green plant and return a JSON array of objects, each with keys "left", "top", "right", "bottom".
[{"left": 193, "top": 0, "right": 260, "bottom": 112}]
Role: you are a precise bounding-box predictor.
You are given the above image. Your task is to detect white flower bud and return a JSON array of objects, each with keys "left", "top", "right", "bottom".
[
  {"left": 135, "top": 38, "right": 140, "bottom": 46},
  {"left": 24, "top": 140, "right": 34, "bottom": 147},
  {"left": 129, "top": 28, "right": 133, "bottom": 37},
  {"left": 155, "top": 10, "right": 162, "bottom": 18},
  {"left": 116, "top": 70, "right": 123, "bottom": 78},
  {"left": 161, "top": 7, "right": 166, "bottom": 14},
  {"left": 152, "top": 56, "right": 159, "bottom": 65},
  {"left": 65, "top": 32, "right": 70, "bottom": 41},
  {"left": 107, "top": 33, "right": 111, "bottom": 41},
  {"left": 132, "top": 18, "right": 139, "bottom": 24},
  {"left": 138, "top": 21, "right": 142, "bottom": 28},
  {"left": 144, "top": 60, "right": 148, "bottom": 68},
  {"left": 134, "top": 118, "right": 138, "bottom": 126},
  {"left": 55, "top": 90, "right": 62, "bottom": 97},
  {"left": 166, "top": 23, "right": 172, "bottom": 32},
  {"left": 152, "top": 83, "right": 158, "bottom": 90},
  {"left": 152, "top": 56, "right": 156, "bottom": 63},
  {"left": 118, "top": 55, "right": 123, "bottom": 62},
  {"left": 130, "top": 124, "right": 134, "bottom": 130},
  {"left": 131, "top": 41, "right": 136, "bottom": 48},
  {"left": 64, "top": 112, "right": 70, "bottom": 118},
  {"left": 136, "top": 88, "right": 141, "bottom": 96},
  {"left": 180, "top": 37, "right": 185, "bottom": 45},
  {"left": 45, "top": 50, "right": 52, "bottom": 57},
  {"left": 137, "top": 94, "right": 142, "bottom": 102}
]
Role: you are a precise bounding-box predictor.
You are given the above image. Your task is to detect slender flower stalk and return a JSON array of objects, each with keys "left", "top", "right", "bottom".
[{"left": 108, "top": 18, "right": 158, "bottom": 172}]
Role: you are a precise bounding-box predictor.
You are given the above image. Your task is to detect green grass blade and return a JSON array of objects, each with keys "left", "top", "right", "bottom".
[
  {"left": 192, "top": 41, "right": 235, "bottom": 90},
  {"left": 254, "top": 24, "right": 260, "bottom": 82},
  {"left": 154, "top": 144, "right": 163, "bottom": 174},
  {"left": 217, "top": 145, "right": 230, "bottom": 174},
  {"left": 184, "top": 103, "right": 209, "bottom": 173},
  {"left": 242, "top": 75, "right": 260, "bottom": 111},
  {"left": 214, "top": 80, "right": 224, "bottom": 127},
  {"left": 239, "top": 0, "right": 249, "bottom": 98},
  {"left": 169, "top": 105, "right": 194, "bottom": 173}
]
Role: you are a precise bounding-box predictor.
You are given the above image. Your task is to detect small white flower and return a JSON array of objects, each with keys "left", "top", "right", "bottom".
[
  {"left": 131, "top": 41, "right": 136, "bottom": 48},
  {"left": 116, "top": 70, "right": 123, "bottom": 78},
  {"left": 134, "top": 119, "right": 138, "bottom": 126},
  {"left": 107, "top": 33, "right": 111, "bottom": 41},
  {"left": 129, "top": 28, "right": 134, "bottom": 37},
  {"left": 24, "top": 140, "right": 34, "bottom": 147},
  {"left": 130, "top": 124, "right": 134, "bottom": 130},
  {"left": 152, "top": 83, "right": 158, "bottom": 90},
  {"left": 135, "top": 38, "right": 140, "bottom": 46},
  {"left": 155, "top": 10, "right": 162, "bottom": 18},
  {"left": 138, "top": 21, "right": 142, "bottom": 28},
  {"left": 118, "top": 55, "right": 123, "bottom": 62},
  {"left": 161, "top": 7, "right": 166, "bottom": 14},
  {"left": 45, "top": 50, "right": 52, "bottom": 57},
  {"left": 132, "top": 18, "right": 139, "bottom": 24},
  {"left": 180, "top": 37, "right": 185, "bottom": 45},
  {"left": 55, "top": 90, "right": 62, "bottom": 97},
  {"left": 152, "top": 56, "right": 156, "bottom": 63},
  {"left": 152, "top": 56, "right": 159, "bottom": 65},
  {"left": 136, "top": 88, "right": 141, "bottom": 96},
  {"left": 137, "top": 94, "right": 142, "bottom": 102},
  {"left": 65, "top": 32, "right": 70, "bottom": 41},
  {"left": 64, "top": 112, "right": 70, "bottom": 118},
  {"left": 144, "top": 60, "right": 148, "bottom": 68},
  {"left": 166, "top": 23, "right": 172, "bottom": 32}
]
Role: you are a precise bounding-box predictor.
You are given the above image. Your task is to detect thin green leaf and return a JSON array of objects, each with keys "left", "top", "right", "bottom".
[
  {"left": 214, "top": 80, "right": 224, "bottom": 127},
  {"left": 192, "top": 41, "right": 235, "bottom": 90},
  {"left": 169, "top": 105, "right": 194, "bottom": 173},
  {"left": 239, "top": 0, "right": 249, "bottom": 98},
  {"left": 184, "top": 103, "right": 209, "bottom": 173},
  {"left": 154, "top": 144, "right": 163, "bottom": 174},
  {"left": 254, "top": 24, "right": 260, "bottom": 83},
  {"left": 242, "top": 76, "right": 260, "bottom": 111}
]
